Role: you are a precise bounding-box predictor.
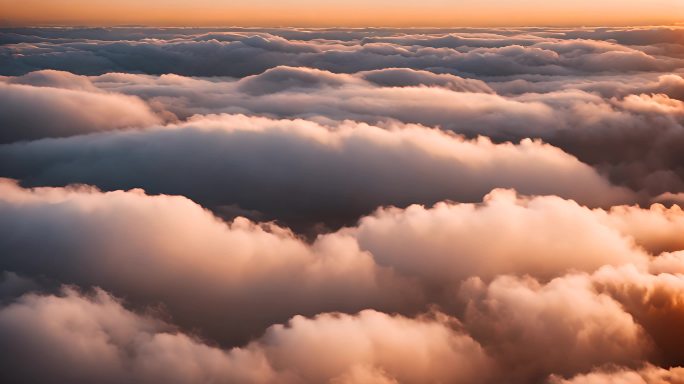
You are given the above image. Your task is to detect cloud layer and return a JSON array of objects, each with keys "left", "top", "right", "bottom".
[
  {"left": 2, "top": 27, "right": 683, "bottom": 77},
  {"left": 4, "top": 61, "right": 684, "bottom": 196},
  {"left": 0, "top": 113, "right": 635, "bottom": 228},
  {"left": 2, "top": 25, "right": 684, "bottom": 383},
  {"left": 3, "top": 180, "right": 684, "bottom": 381}
]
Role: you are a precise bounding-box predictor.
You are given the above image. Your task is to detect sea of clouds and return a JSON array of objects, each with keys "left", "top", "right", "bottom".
[{"left": 2, "top": 26, "right": 684, "bottom": 383}]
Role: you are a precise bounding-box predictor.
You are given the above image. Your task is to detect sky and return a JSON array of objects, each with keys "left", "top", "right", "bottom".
[{"left": 1, "top": 0, "right": 683, "bottom": 26}]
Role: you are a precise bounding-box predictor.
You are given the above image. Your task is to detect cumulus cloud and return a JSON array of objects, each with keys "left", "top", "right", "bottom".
[
  {"left": 0, "top": 114, "right": 635, "bottom": 228},
  {"left": 3, "top": 179, "right": 684, "bottom": 346},
  {"left": 5, "top": 66, "right": 684, "bottom": 196},
  {"left": 593, "top": 266, "right": 684, "bottom": 366},
  {"left": 351, "top": 189, "right": 647, "bottom": 287},
  {"left": 3, "top": 272, "right": 683, "bottom": 384},
  {"left": 456, "top": 265, "right": 684, "bottom": 382},
  {"left": 357, "top": 67, "right": 494, "bottom": 92},
  {"left": 460, "top": 274, "right": 651, "bottom": 383},
  {"left": 0, "top": 179, "right": 419, "bottom": 345},
  {"left": 4, "top": 266, "right": 684, "bottom": 383},
  {"left": 551, "top": 365, "right": 684, "bottom": 384},
  {"left": 2, "top": 181, "right": 684, "bottom": 381},
  {"left": 0, "top": 288, "right": 493, "bottom": 384},
  {"left": 598, "top": 203, "right": 684, "bottom": 254},
  {"left": 0, "top": 78, "right": 161, "bottom": 143},
  {"left": 3, "top": 25, "right": 684, "bottom": 383}
]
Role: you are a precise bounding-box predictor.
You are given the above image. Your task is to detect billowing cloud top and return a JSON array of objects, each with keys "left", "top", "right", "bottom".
[{"left": 2, "top": 25, "right": 684, "bottom": 384}]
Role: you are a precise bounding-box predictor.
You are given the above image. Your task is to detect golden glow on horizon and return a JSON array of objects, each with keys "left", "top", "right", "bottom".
[{"left": 0, "top": 0, "right": 683, "bottom": 27}]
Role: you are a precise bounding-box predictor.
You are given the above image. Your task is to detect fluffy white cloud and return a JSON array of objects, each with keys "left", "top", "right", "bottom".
[
  {"left": 0, "top": 288, "right": 492, "bottom": 384},
  {"left": 550, "top": 365, "right": 684, "bottom": 384},
  {"left": 5, "top": 66, "right": 684, "bottom": 196},
  {"left": 351, "top": 189, "right": 647, "bottom": 287},
  {"left": 0, "top": 81, "right": 160, "bottom": 143},
  {"left": 3, "top": 179, "right": 684, "bottom": 347},
  {"left": 460, "top": 274, "right": 651, "bottom": 382},
  {"left": 0, "top": 113, "right": 635, "bottom": 229},
  {"left": 0, "top": 179, "right": 419, "bottom": 345}
]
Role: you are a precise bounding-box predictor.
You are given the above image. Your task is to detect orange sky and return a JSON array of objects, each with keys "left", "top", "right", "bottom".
[{"left": 1, "top": 0, "right": 683, "bottom": 27}]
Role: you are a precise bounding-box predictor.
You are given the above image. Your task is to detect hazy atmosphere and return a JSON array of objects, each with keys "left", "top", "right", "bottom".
[
  {"left": 1, "top": 0, "right": 683, "bottom": 26},
  {"left": 2, "top": 1, "right": 684, "bottom": 384}
]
